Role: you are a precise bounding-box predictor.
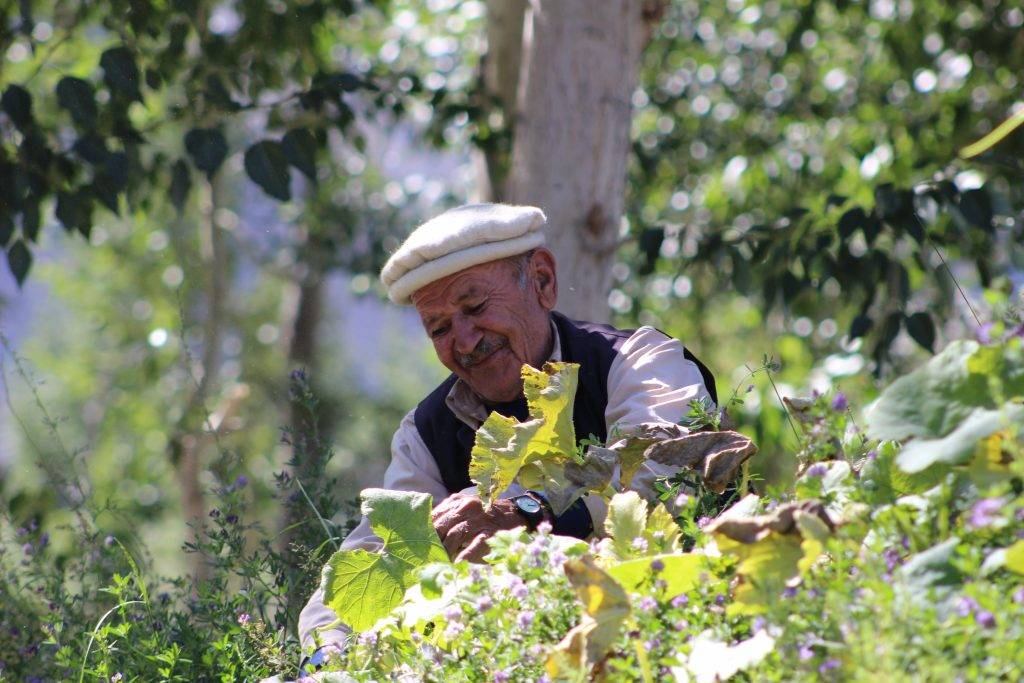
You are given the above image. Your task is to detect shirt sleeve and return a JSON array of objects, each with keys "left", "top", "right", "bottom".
[
  {"left": 579, "top": 326, "right": 712, "bottom": 531},
  {"left": 297, "top": 409, "right": 448, "bottom": 650}
]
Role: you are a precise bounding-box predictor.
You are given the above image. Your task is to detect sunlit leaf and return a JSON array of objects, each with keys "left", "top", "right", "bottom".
[
  {"left": 604, "top": 491, "right": 647, "bottom": 560},
  {"left": 606, "top": 553, "right": 702, "bottom": 597},
  {"left": 896, "top": 405, "right": 1024, "bottom": 473},
  {"left": 1005, "top": 541, "right": 1024, "bottom": 575},
  {"left": 469, "top": 362, "right": 579, "bottom": 509},
  {"left": 321, "top": 488, "right": 448, "bottom": 632},
  {"left": 546, "top": 555, "right": 629, "bottom": 679}
]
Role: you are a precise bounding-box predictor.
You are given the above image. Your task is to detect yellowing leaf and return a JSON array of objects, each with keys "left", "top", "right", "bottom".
[
  {"left": 645, "top": 503, "right": 682, "bottom": 554},
  {"left": 1006, "top": 541, "right": 1024, "bottom": 575},
  {"left": 321, "top": 489, "right": 448, "bottom": 632},
  {"left": 716, "top": 532, "right": 803, "bottom": 615},
  {"left": 469, "top": 413, "right": 544, "bottom": 504},
  {"left": 522, "top": 362, "right": 578, "bottom": 457},
  {"left": 469, "top": 362, "right": 580, "bottom": 507},
  {"left": 546, "top": 556, "right": 630, "bottom": 680},
  {"left": 604, "top": 491, "right": 648, "bottom": 560},
  {"left": 607, "top": 553, "right": 703, "bottom": 597}
]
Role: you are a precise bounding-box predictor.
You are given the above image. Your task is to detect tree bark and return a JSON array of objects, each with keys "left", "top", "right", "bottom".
[
  {"left": 507, "top": 0, "right": 651, "bottom": 322},
  {"left": 478, "top": 0, "right": 527, "bottom": 201}
]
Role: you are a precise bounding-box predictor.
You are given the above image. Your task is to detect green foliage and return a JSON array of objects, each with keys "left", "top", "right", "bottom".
[
  {"left": 291, "top": 337, "right": 1024, "bottom": 682},
  {"left": 321, "top": 489, "right": 448, "bottom": 633}
]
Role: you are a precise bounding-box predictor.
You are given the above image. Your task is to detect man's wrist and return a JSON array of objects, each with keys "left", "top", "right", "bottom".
[{"left": 524, "top": 490, "right": 555, "bottom": 525}]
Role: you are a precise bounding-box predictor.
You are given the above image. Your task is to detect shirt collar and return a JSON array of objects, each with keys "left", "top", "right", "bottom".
[{"left": 445, "top": 318, "right": 562, "bottom": 429}]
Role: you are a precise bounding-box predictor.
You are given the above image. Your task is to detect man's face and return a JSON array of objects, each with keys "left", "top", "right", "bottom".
[{"left": 410, "top": 250, "right": 558, "bottom": 403}]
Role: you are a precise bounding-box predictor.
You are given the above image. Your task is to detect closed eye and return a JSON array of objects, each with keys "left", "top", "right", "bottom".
[{"left": 465, "top": 301, "right": 486, "bottom": 315}]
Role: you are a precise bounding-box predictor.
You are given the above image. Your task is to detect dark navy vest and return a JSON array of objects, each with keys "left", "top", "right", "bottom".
[{"left": 413, "top": 311, "right": 718, "bottom": 494}]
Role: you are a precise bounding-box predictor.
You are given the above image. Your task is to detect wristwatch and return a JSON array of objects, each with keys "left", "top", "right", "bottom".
[{"left": 511, "top": 492, "right": 553, "bottom": 531}]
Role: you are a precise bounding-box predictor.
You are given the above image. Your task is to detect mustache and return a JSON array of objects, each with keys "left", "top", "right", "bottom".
[{"left": 458, "top": 336, "right": 508, "bottom": 368}]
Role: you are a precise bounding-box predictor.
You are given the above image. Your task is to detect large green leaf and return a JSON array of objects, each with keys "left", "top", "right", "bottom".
[
  {"left": 607, "top": 553, "right": 702, "bottom": 597},
  {"left": 896, "top": 404, "right": 1024, "bottom": 473},
  {"left": 320, "top": 488, "right": 448, "bottom": 633},
  {"left": 865, "top": 341, "right": 991, "bottom": 440}
]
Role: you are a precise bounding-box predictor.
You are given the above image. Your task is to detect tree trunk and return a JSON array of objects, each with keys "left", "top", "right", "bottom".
[
  {"left": 507, "top": 0, "right": 652, "bottom": 322},
  {"left": 478, "top": 0, "right": 527, "bottom": 201}
]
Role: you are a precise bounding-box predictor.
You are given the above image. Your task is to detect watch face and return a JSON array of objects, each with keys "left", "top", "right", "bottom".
[{"left": 517, "top": 496, "right": 542, "bottom": 514}]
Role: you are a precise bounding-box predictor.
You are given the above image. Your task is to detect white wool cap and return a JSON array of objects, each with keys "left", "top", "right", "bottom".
[{"left": 380, "top": 203, "right": 547, "bottom": 305}]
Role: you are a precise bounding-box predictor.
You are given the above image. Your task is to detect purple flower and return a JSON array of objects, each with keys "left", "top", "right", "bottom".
[
  {"left": 714, "top": 594, "right": 726, "bottom": 606},
  {"left": 798, "top": 644, "right": 814, "bottom": 661},
  {"left": 104, "top": 535, "right": 115, "bottom": 548},
  {"left": 638, "top": 596, "right": 657, "bottom": 612},
  {"left": 476, "top": 596, "right": 493, "bottom": 612},
  {"left": 358, "top": 630, "right": 378, "bottom": 647},
  {"left": 752, "top": 617, "right": 767, "bottom": 632},
  {"left": 805, "top": 463, "right": 828, "bottom": 478},
  {"left": 650, "top": 559, "right": 665, "bottom": 573},
  {"left": 517, "top": 609, "right": 535, "bottom": 628},
  {"left": 975, "top": 322, "right": 994, "bottom": 344},
  {"left": 493, "top": 671, "right": 510, "bottom": 683},
  {"left": 975, "top": 610, "right": 996, "bottom": 629},
  {"left": 671, "top": 594, "right": 689, "bottom": 608},
  {"left": 38, "top": 533, "right": 49, "bottom": 548},
  {"left": 831, "top": 392, "right": 848, "bottom": 412},
  {"left": 956, "top": 596, "right": 978, "bottom": 617},
  {"left": 225, "top": 514, "right": 238, "bottom": 524},
  {"left": 22, "top": 543, "right": 33, "bottom": 557},
  {"left": 883, "top": 548, "right": 901, "bottom": 572},
  {"left": 631, "top": 536, "right": 649, "bottom": 553},
  {"left": 782, "top": 586, "right": 798, "bottom": 599},
  {"left": 234, "top": 474, "right": 248, "bottom": 489},
  {"left": 536, "top": 520, "right": 552, "bottom": 535},
  {"left": 237, "top": 613, "right": 251, "bottom": 625},
  {"left": 1014, "top": 586, "right": 1024, "bottom": 605},
  {"left": 443, "top": 604, "right": 463, "bottom": 621},
  {"left": 511, "top": 581, "right": 529, "bottom": 600},
  {"left": 866, "top": 449, "right": 878, "bottom": 461},
  {"left": 697, "top": 516, "right": 713, "bottom": 529},
  {"left": 819, "top": 658, "right": 840, "bottom": 674},
  {"left": 674, "top": 619, "right": 689, "bottom": 631},
  {"left": 549, "top": 550, "right": 568, "bottom": 567},
  {"left": 968, "top": 498, "right": 1004, "bottom": 529},
  {"left": 111, "top": 674, "right": 123, "bottom": 683},
  {"left": 644, "top": 638, "right": 661, "bottom": 651},
  {"left": 674, "top": 493, "right": 690, "bottom": 508}
]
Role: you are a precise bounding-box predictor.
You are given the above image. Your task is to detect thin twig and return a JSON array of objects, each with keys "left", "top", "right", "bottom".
[
  {"left": 764, "top": 365, "right": 803, "bottom": 446},
  {"left": 293, "top": 477, "right": 340, "bottom": 551},
  {"left": 911, "top": 211, "right": 983, "bottom": 327}
]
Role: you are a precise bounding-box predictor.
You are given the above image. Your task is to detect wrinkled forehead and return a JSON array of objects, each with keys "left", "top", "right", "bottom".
[{"left": 411, "top": 259, "right": 515, "bottom": 320}]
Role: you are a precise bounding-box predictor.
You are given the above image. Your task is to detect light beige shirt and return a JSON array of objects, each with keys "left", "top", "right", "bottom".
[{"left": 298, "top": 324, "right": 711, "bottom": 649}]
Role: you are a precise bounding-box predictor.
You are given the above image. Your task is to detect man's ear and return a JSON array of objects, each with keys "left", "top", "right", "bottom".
[{"left": 530, "top": 248, "right": 558, "bottom": 310}]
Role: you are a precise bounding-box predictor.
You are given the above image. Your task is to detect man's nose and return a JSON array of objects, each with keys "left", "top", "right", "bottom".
[{"left": 451, "top": 315, "right": 483, "bottom": 356}]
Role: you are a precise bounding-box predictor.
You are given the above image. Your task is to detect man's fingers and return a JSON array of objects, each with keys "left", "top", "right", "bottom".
[
  {"left": 442, "top": 520, "right": 474, "bottom": 559},
  {"left": 455, "top": 534, "right": 492, "bottom": 564},
  {"left": 433, "top": 495, "right": 482, "bottom": 538}
]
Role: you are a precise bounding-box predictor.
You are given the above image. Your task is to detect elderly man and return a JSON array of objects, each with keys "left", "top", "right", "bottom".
[{"left": 298, "top": 203, "right": 716, "bottom": 657}]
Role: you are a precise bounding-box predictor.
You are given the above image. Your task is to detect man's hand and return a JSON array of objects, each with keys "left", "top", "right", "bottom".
[{"left": 431, "top": 493, "right": 524, "bottom": 563}]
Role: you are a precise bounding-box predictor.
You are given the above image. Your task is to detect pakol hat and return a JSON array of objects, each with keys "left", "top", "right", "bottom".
[{"left": 380, "top": 203, "right": 547, "bottom": 305}]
